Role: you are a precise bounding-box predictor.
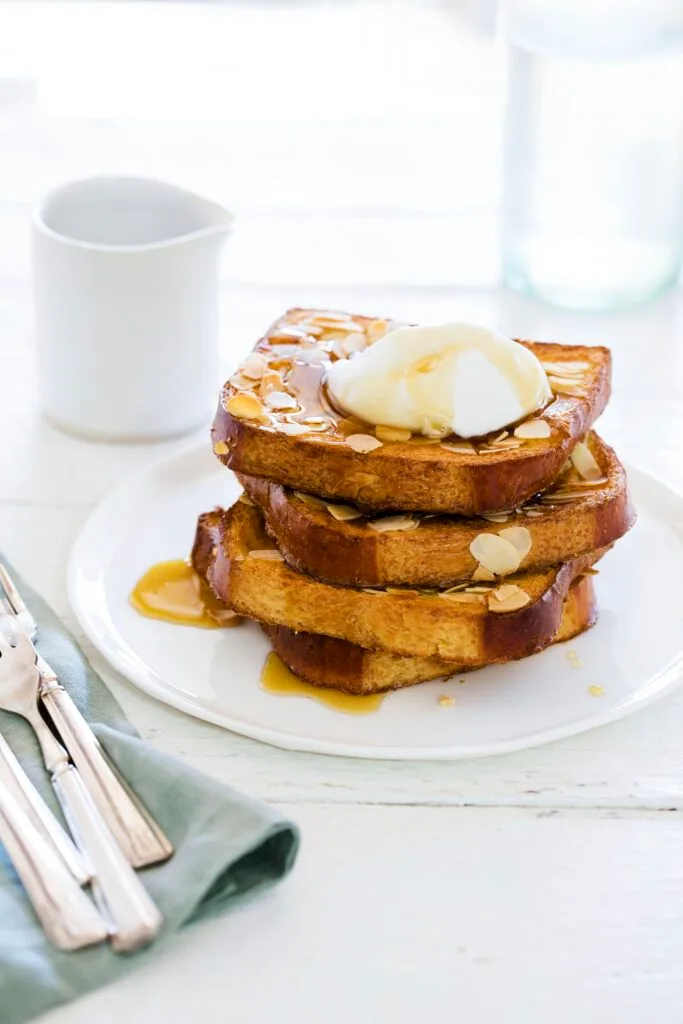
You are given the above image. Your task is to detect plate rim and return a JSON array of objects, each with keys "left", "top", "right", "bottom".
[{"left": 67, "top": 439, "right": 683, "bottom": 761}]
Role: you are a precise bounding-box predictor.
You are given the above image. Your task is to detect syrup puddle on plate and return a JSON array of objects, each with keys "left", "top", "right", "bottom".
[
  {"left": 132, "top": 561, "right": 382, "bottom": 714},
  {"left": 260, "top": 652, "right": 385, "bottom": 715},
  {"left": 130, "top": 559, "right": 242, "bottom": 628}
]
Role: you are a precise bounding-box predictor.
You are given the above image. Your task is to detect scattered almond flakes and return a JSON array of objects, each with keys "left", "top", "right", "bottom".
[
  {"left": 346, "top": 433, "right": 383, "bottom": 454},
  {"left": 213, "top": 440, "right": 230, "bottom": 456},
  {"left": 469, "top": 533, "right": 522, "bottom": 576},
  {"left": 265, "top": 391, "right": 298, "bottom": 412},
  {"left": 247, "top": 549, "right": 284, "bottom": 561},
  {"left": 441, "top": 442, "right": 475, "bottom": 454},
  {"left": 588, "top": 685, "right": 605, "bottom": 697},
  {"left": 514, "top": 418, "right": 551, "bottom": 440},
  {"left": 240, "top": 354, "right": 268, "bottom": 380},
  {"left": 226, "top": 392, "right": 264, "bottom": 420},
  {"left": 229, "top": 373, "right": 257, "bottom": 391},
  {"left": 294, "top": 491, "right": 328, "bottom": 509},
  {"left": 480, "top": 512, "right": 510, "bottom": 524},
  {"left": 438, "top": 695, "right": 455, "bottom": 708},
  {"left": 499, "top": 525, "right": 532, "bottom": 562},
  {"left": 570, "top": 441, "right": 603, "bottom": 482},
  {"left": 375, "top": 424, "right": 412, "bottom": 442},
  {"left": 259, "top": 370, "right": 285, "bottom": 398},
  {"left": 488, "top": 584, "right": 530, "bottom": 613},
  {"left": 472, "top": 565, "right": 496, "bottom": 582},
  {"left": 327, "top": 503, "right": 364, "bottom": 522},
  {"left": 365, "top": 319, "right": 389, "bottom": 344},
  {"left": 368, "top": 514, "right": 419, "bottom": 533},
  {"left": 279, "top": 421, "right": 314, "bottom": 436}
]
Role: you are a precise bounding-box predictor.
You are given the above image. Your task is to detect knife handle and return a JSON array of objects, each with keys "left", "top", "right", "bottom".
[
  {"left": 0, "top": 779, "right": 108, "bottom": 950},
  {"left": 0, "top": 732, "right": 90, "bottom": 885},
  {"left": 41, "top": 681, "right": 173, "bottom": 868}
]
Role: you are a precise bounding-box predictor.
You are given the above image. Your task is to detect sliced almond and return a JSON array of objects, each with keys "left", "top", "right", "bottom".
[
  {"left": 247, "top": 549, "right": 284, "bottom": 561},
  {"left": 570, "top": 441, "right": 603, "bottom": 482},
  {"left": 438, "top": 591, "right": 484, "bottom": 603},
  {"left": 270, "top": 324, "right": 319, "bottom": 342},
  {"left": 566, "top": 475, "right": 608, "bottom": 488},
  {"left": 309, "top": 312, "right": 355, "bottom": 327},
  {"left": 472, "top": 565, "right": 496, "bottom": 582},
  {"left": 259, "top": 370, "right": 285, "bottom": 398},
  {"left": 442, "top": 583, "right": 469, "bottom": 594},
  {"left": 481, "top": 439, "right": 524, "bottom": 451},
  {"left": 283, "top": 322, "right": 323, "bottom": 339},
  {"left": 469, "top": 533, "right": 521, "bottom": 576},
  {"left": 229, "top": 373, "right": 257, "bottom": 391},
  {"left": 368, "top": 514, "right": 419, "bottom": 533},
  {"left": 294, "top": 491, "right": 328, "bottom": 509},
  {"left": 548, "top": 378, "right": 582, "bottom": 397},
  {"left": 213, "top": 440, "right": 230, "bottom": 456},
  {"left": 514, "top": 418, "right": 551, "bottom": 440},
  {"left": 238, "top": 492, "right": 255, "bottom": 506},
  {"left": 480, "top": 512, "right": 509, "bottom": 524},
  {"left": 499, "top": 526, "right": 532, "bottom": 562},
  {"left": 327, "top": 503, "right": 364, "bottom": 522},
  {"left": 302, "top": 416, "right": 328, "bottom": 426},
  {"left": 488, "top": 584, "right": 531, "bottom": 613},
  {"left": 440, "top": 442, "right": 475, "bottom": 454},
  {"left": 541, "top": 360, "right": 589, "bottom": 376},
  {"left": 524, "top": 509, "right": 543, "bottom": 518},
  {"left": 490, "top": 431, "right": 509, "bottom": 445},
  {"left": 265, "top": 390, "right": 298, "bottom": 412},
  {"left": 363, "top": 588, "right": 387, "bottom": 595},
  {"left": 279, "top": 421, "right": 314, "bottom": 436},
  {"left": 241, "top": 353, "right": 268, "bottom": 380},
  {"left": 365, "top": 319, "right": 389, "bottom": 344},
  {"left": 346, "top": 433, "right": 383, "bottom": 454},
  {"left": 581, "top": 567, "right": 600, "bottom": 577},
  {"left": 375, "top": 424, "right": 412, "bottom": 443},
  {"left": 341, "top": 334, "right": 366, "bottom": 357},
  {"left": 296, "top": 347, "right": 328, "bottom": 365},
  {"left": 464, "top": 585, "right": 496, "bottom": 594},
  {"left": 226, "top": 392, "right": 264, "bottom": 420}
]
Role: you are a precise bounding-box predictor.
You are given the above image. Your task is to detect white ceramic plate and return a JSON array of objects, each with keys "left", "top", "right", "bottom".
[{"left": 68, "top": 441, "right": 683, "bottom": 760}]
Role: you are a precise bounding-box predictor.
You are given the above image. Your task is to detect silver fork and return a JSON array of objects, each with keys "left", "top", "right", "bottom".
[
  {"left": 0, "top": 629, "right": 163, "bottom": 952},
  {"left": 0, "top": 563, "right": 173, "bottom": 868}
]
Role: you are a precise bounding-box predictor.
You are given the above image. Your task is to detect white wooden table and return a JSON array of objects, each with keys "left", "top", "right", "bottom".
[{"left": 2, "top": 275, "right": 683, "bottom": 1023}]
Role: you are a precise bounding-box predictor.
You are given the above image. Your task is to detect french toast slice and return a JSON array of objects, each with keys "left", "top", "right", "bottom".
[
  {"left": 212, "top": 308, "right": 612, "bottom": 514},
  {"left": 259, "top": 574, "right": 597, "bottom": 694},
  {"left": 238, "top": 431, "right": 634, "bottom": 588},
  {"left": 192, "top": 501, "right": 607, "bottom": 665}
]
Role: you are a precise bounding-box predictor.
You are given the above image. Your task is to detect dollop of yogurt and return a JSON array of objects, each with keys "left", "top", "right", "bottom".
[{"left": 326, "top": 322, "right": 551, "bottom": 438}]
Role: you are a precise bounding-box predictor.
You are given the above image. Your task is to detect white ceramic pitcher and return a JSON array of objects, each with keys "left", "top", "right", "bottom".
[{"left": 32, "top": 176, "right": 233, "bottom": 441}]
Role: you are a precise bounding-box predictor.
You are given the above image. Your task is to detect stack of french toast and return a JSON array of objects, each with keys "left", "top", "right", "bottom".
[{"left": 192, "top": 308, "right": 635, "bottom": 695}]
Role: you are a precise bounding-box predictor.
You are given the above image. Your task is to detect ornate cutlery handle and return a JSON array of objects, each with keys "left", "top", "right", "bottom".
[
  {"left": 41, "top": 679, "right": 173, "bottom": 868},
  {"left": 52, "top": 762, "right": 163, "bottom": 953},
  {"left": 0, "top": 780, "right": 108, "bottom": 950},
  {"left": 0, "top": 732, "right": 90, "bottom": 885}
]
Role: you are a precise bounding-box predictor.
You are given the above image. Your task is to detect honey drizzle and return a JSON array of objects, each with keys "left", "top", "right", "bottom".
[
  {"left": 260, "top": 653, "right": 385, "bottom": 715},
  {"left": 130, "top": 560, "right": 242, "bottom": 629}
]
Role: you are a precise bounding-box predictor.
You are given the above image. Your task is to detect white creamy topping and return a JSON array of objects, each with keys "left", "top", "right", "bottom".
[{"left": 326, "top": 322, "right": 551, "bottom": 438}]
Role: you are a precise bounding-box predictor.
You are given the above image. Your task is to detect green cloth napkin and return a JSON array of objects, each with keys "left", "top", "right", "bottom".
[{"left": 0, "top": 563, "right": 300, "bottom": 1024}]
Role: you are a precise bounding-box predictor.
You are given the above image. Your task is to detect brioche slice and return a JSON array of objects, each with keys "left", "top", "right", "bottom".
[
  {"left": 258, "top": 574, "right": 597, "bottom": 694},
  {"left": 212, "top": 308, "right": 611, "bottom": 514},
  {"left": 192, "top": 501, "right": 607, "bottom": 665},
  {"left": 238, "top": 431, "right": 633, "bottom": 588}
]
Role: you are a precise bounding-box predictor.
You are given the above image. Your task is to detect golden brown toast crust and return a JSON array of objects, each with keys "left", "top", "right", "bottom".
[
  {"left": 238, "top": 431, "right": 634, "bottom": 587},
  {"left": 191, "top": 501, "right": 608, "bottom": 665},
  {"left": 259, "top": 575, "right": 597, "bottom": 694},
  {"left": 211, "top": 308, "right": 612, "bottom": 514}
]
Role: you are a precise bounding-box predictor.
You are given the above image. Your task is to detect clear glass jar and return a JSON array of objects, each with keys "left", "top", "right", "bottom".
[{"left": 502, "top": 0, "right": 683, "bottom": 310}]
